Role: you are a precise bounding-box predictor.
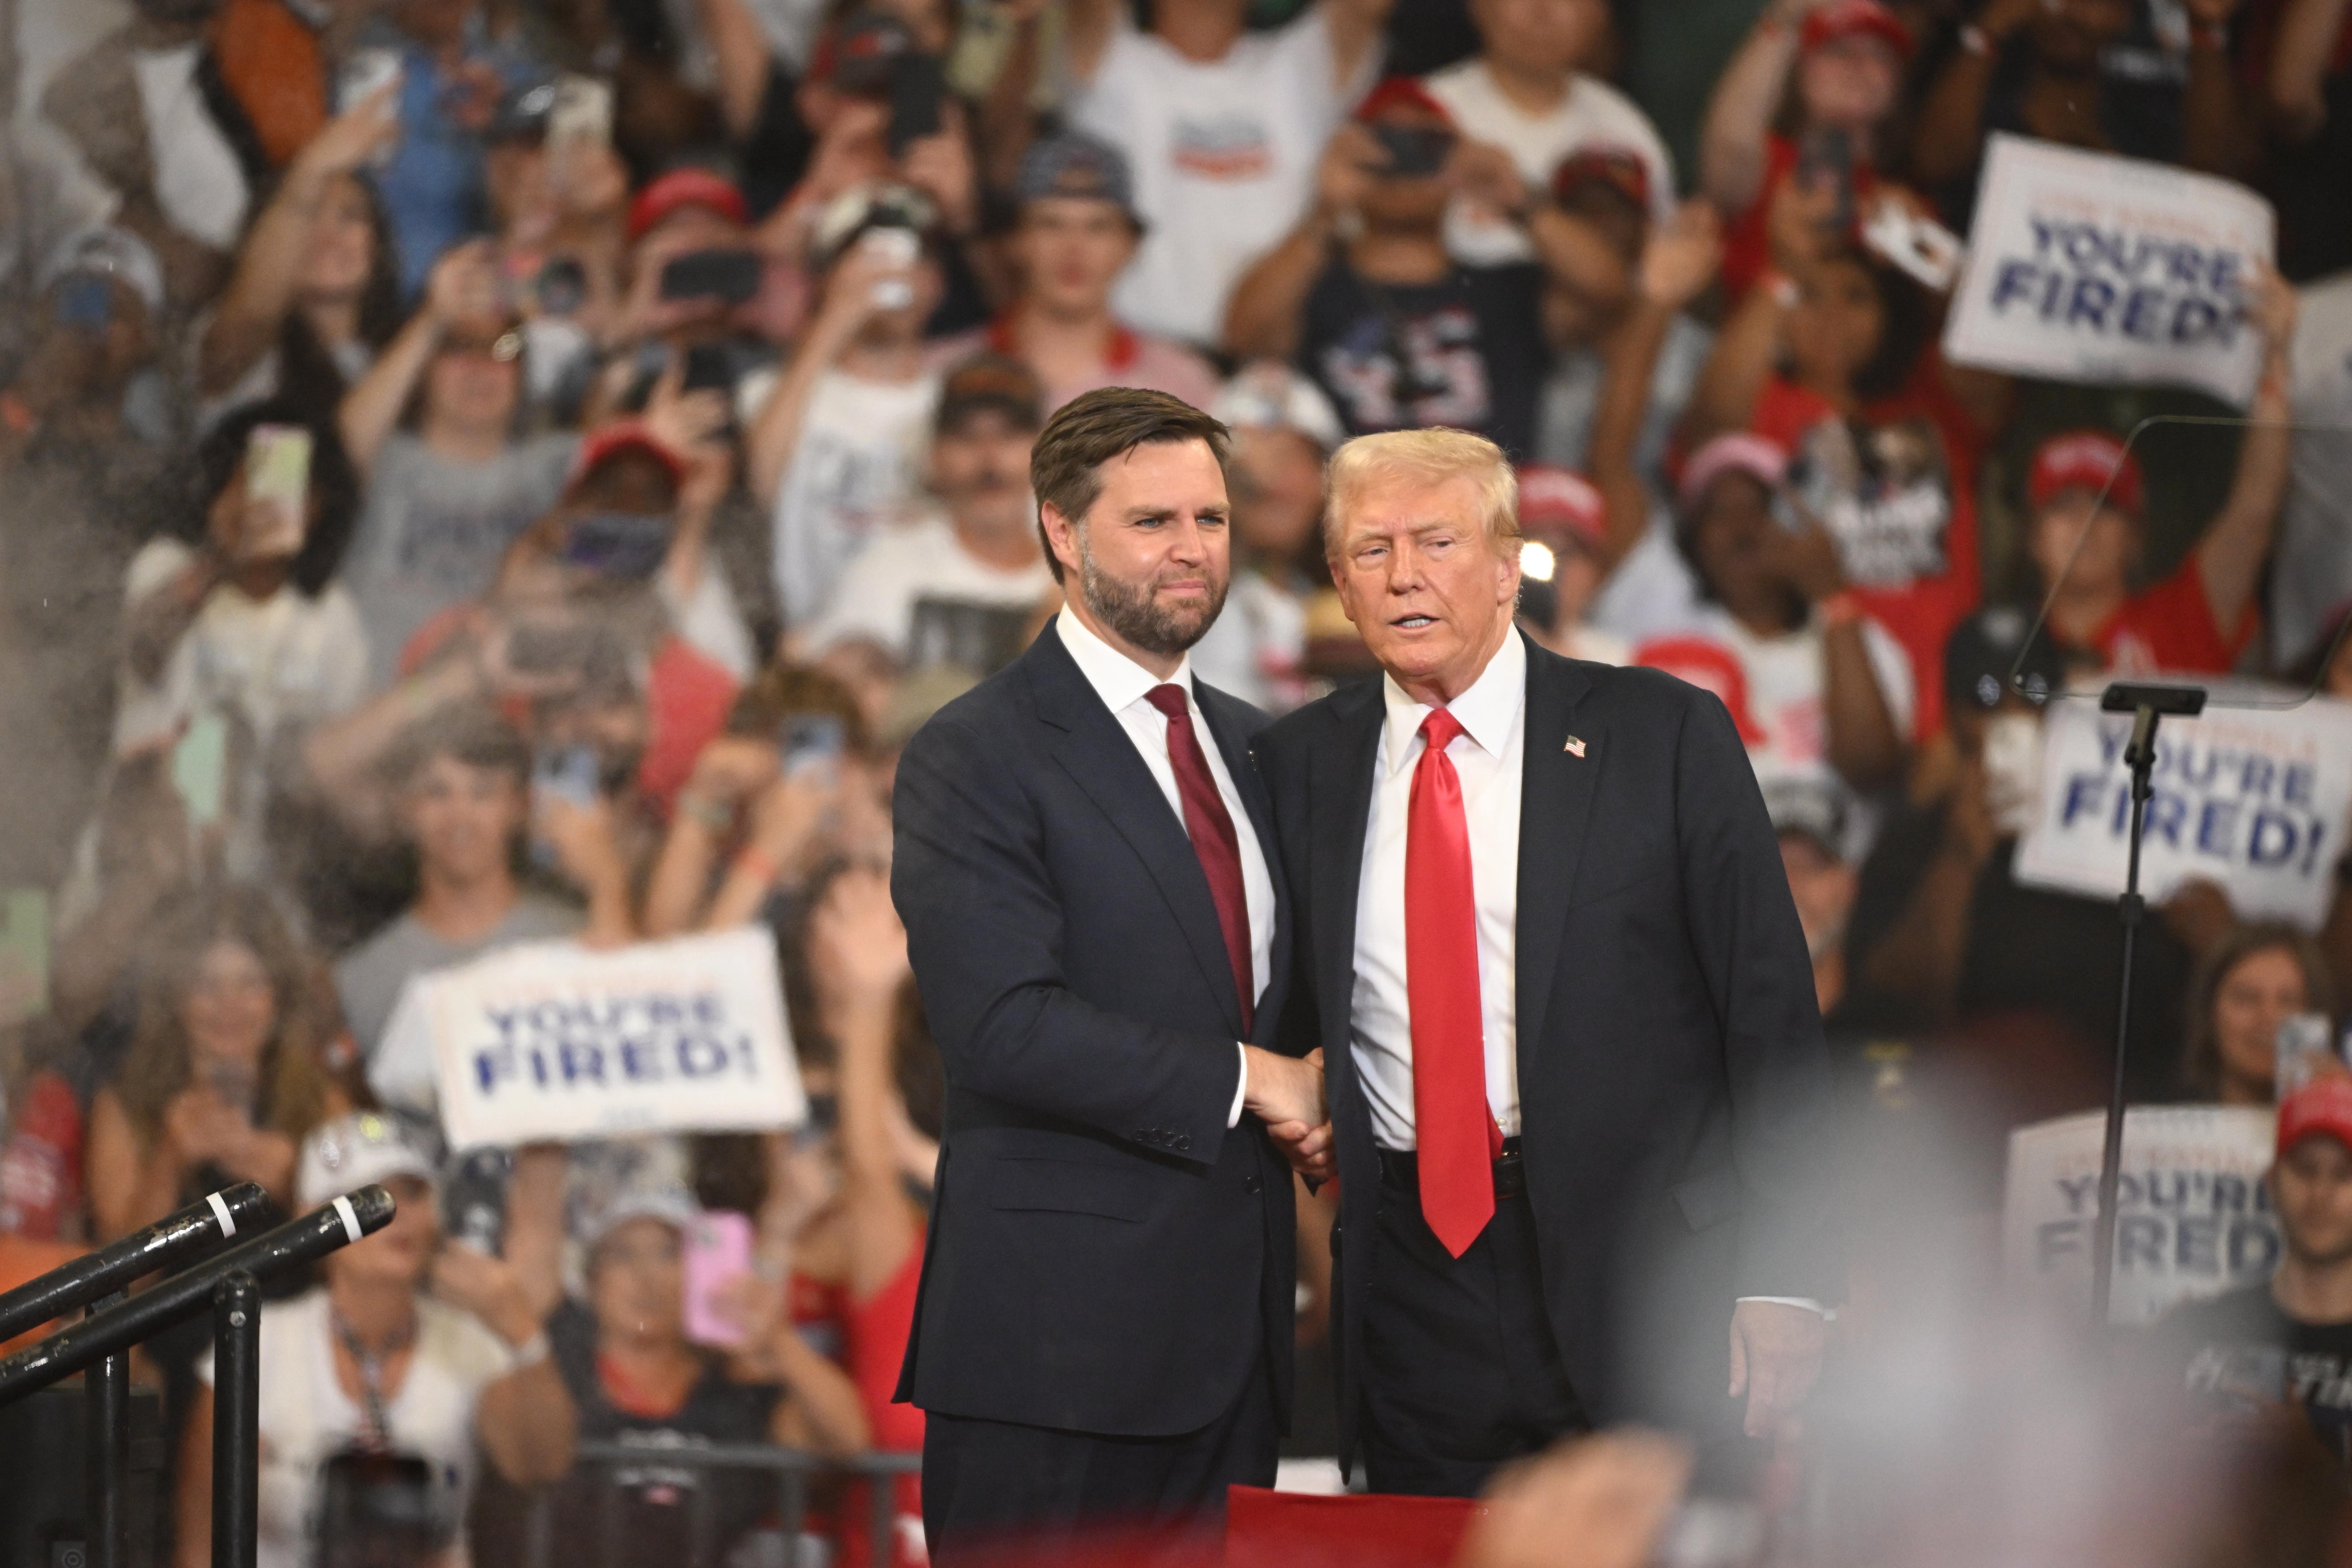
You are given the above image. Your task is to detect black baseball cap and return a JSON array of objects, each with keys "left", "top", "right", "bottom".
[{"left": 936, "top": 353, "right": 1044, "bottom": 435}]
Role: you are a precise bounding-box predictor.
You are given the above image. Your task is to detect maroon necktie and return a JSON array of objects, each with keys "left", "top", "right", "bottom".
[
  {"left": 1407, "top": 708, "right": 1499, "bottom": 1257},
  {"left": 1146, "top": 684, "right": 1254, "bottom": 1035}
]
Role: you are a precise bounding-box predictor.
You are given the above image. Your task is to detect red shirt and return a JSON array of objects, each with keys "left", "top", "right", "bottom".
[
  {"left": 399, "top": 605, "right": 740, "bottom": 814},
  {"left": 2087, "top": 554, "right": 2255, "bottom": 675},
  {"left": 1721, "top": 134, "right": 1883, "bottom": 304},
  {"left": 798, "top": 1242, "right": 925, "bottom": 1568},
  {"left": 1747, "top": 365, "right": 1983, "bottom": 737}
]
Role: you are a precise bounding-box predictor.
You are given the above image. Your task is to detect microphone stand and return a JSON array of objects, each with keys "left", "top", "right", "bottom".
[{"left": 2089, "top": 681, "right": 2207, "bottom": 1326}]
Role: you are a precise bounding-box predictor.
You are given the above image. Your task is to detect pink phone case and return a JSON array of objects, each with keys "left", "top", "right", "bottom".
[{"left": 682, "top": 1210, "right": 755, "bottom": 1349}]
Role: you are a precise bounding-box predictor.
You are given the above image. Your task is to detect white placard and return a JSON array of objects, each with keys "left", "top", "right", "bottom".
[
  {"left": 1943, "top": 134, "right": 2275, "bottom": 407},
  {"left": 2012, "top": 690, "right": 2352, "bottom": 929},
  {"left": 384, "top": 927, "right": 805, "bottom": 1151},
  {"left": 2004, "top": 1105, "right": 2279, "bottom": 1326}
]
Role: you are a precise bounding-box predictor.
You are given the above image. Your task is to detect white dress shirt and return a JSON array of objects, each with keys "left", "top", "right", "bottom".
[
  {"left": 1055, "top": 609, "right": 1273, "bottom": 1124},
  {"left": 1349, "top": 628, "right": 1528, "bottom": 1151}
]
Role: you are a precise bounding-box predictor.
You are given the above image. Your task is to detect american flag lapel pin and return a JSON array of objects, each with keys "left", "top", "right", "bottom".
[{"left": 1563, "top": 736, "right": 1587, "bottom": 758}]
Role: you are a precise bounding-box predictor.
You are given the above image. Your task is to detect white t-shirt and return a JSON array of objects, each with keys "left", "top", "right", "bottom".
[
  {"left": 770, "top": 368, "right": 940, "bottom": 629},
  {"left": 1188, "top": 570, "right": 1309, "bottom": 711},
  {"left": 133, "top": 41, "right": 250, "bottom": 250},
  {"left": 113, "top": 538, "right": 373, "bottom": 754},
  {"left": 1069, "top": 7, "right": 1369, "bottom": 345},
  {"left": 195, "top": 1290, "right": 516, "bottom": 1568},
  {"left": 1639, "top": 605, "right": 1912, "bottom": 860},
  {"left": 2271, "top": 271, "right": 2352, "bottom": 667},
  {"left": 802, "top": 512, "right": 1054, "bottom": 663},
  {"left": 1422, "top": 60, "right": 1676, "bottom": 267}
]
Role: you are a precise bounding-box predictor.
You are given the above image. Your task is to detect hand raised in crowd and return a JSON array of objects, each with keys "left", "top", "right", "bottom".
[
  {"left": 811, "top": 230, "right": 924, "bottom": 346},
  {"left": 900, "top": 117, "right": 980, "bottom": 237},
  {"left": 641, "top": 360, "right": 733, "bottom": 462},
  {"left": 795, "top": 97, "right": 893, "bottom": 217},
  {"left": 1313, "top": 122, "right": 1386, "bottom": 219},
  {"left": 430, "top": 1239, "right": 548, "bottom": 1348},
  {"left": 1765, "top": 168, "right": 1842, "bottom": 280},
  {"left": 291, "top": 79, "right": 400, "bottom": 183},
  {"left": 1638, "top": 198, "right": 1724, "bottom": 311},
  {"left": 1728, "top": 1298, "right": 1827, "bottom": 1437},
  {"left": 809, "top": 865, "right": 911, "bottom": 1024},
  {"left": 1449, "top": 140, "right": 1534, "bottom": 223},
  {"left": 1756, "top": 507, "right": 1848, "bottom": 603},
  {"left": 685, "top": 736, "right": 785, "bottom": 818},
  {"left": 424, "top": 239, "right": 505, "bottom": 333}
]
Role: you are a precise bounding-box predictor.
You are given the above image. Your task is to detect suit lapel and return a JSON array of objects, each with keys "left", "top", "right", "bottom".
[
  {"left": 1515, "top": 637, "right": 1602, "bottom": 1062},
  {"left": 1024, "top": 627, "right": 1246, "bottom": 1037},
  {"left": 1310, "top": 681, "right": 1386, "bottom": 1065},
  {"left": 1199, "top": 687, "right": 1291, "bottom": 1046}
]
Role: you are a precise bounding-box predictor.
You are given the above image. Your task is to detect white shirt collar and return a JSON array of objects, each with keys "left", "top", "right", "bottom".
[
  {"left": 1056, "top": 605, "right": 1192, "bottom": 715},
  {"left": 1379, "top": 625, "right": 1528, "bottom": 777}
]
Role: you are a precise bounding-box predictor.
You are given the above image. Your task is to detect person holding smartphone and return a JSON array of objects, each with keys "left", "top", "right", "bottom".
[
  {"left": 175, "top": 1112, "right": 577, "bottom": 1568},
  {"left": 1224, "top": 78, "right": 1624, "bottom": 460}
]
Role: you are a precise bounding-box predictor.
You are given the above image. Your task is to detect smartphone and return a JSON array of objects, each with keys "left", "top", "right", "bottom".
[
  {"left": 681, "top": 340, "right": 737, "bottom": 396},
  {"left": 171, "top": 712, "right": 230, "bottom": 830},
  {"left": 1795, "top": 125, "right": 1855, "bottom": 234},
  {"left": 658, "top": 248, "right": 763, "bottom": 307},
  {"left": 547, "top": 73, "right": 612, "bottom": 149},
  {"left": 536, "top": 255, "right": 587, "bottom": 316},
  {"left": 1370, "top": 122, "right": 1455, "bottom": 178},
  {"left": 0, "top": 888, "right": 50, "bottom": 1023},
  {"left": 242, "top": 424, "right": 312, "bottom": 561},
  {"left": 55, "top": 273, "right": 113, "bottom": 330},
  {"left": 559, "top": 510, "right": 673, "bottom": 579},
  {"left": 683, "top": 1210, "right": 754, "bottom": 1349},
  {"left": 779, "top": 713, "right": 847, "bottom": 778},
  {"left": 532, "top": 745, "right": 602, "bottom": 809},
  {"left": 2277, "top": 1013, "right": 2338, "bottom": 1100},
  {"left": 316, "top": 1449, "right": 441, "bottom": 1567},
  {"left": 440, "top": 1146, "right": 511, "bottom": 1256},
  {"left": 887, "top": 53, "right": 945, "bottom": 158},
  {"left": 337, "top": 48, "right": 405, "bottom": 167}
]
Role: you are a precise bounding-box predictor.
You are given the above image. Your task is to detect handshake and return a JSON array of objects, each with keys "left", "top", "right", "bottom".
[{"left": 1243, "top": 1046, "right": 1334, "bottom": 1182}]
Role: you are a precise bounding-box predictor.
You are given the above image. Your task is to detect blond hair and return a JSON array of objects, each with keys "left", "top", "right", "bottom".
[{"left": 1324, "top": 428, "right": 1521, "bottom": 560}]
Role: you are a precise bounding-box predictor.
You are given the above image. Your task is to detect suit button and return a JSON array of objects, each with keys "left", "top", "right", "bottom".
[
  {"left": 1136, "top": 1130, "right": 1156, "bottom": 1144},
  {"left": 1174, "top": 1135, "right": 1192, "bottom": 1152},
  {"left": 1244, "top": 1175, "right": 1264, "bottom": 1195}
]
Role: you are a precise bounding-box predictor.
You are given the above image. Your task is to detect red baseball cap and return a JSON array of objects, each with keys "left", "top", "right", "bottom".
[
  {"left": 568, "top": 420, "right": 687, "bottom": 493},
  {"left": 1551, "top": 144, "right": 1653, "bottom": 213},
  {"left": 1354, "top": 76, "right": 1454, "bottom": 125},
  {"left": 1516, "top": 464, "right": 1608, "bottom": 552},
  {"left": 628, "top": 168, "right": 749, "bottom": 243},
  {"left": 2279, "top": 1076, "right": 2352, "bottom": 1159},
  {"left": 2028, "top": 429, "right": 2144, "bottom": 517},
  {"left": 1800, "top": 0, "right": 1914, "bottom": 59},
  {"left": 1676, "top": 432, "right": 1788, "bottom": 517}
]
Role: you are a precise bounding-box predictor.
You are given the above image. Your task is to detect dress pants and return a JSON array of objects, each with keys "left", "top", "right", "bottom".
[
  {"left": 1359, "top": 1159, "right": 1590, "bottom": 1497},
  {"left": 921, "top": 1353, "right": 1280, "bottom": 1566}
]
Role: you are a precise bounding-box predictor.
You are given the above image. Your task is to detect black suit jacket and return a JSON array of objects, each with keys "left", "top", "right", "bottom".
[
  {"left": 1254, "top": 634, "right": 1836, "bottom": 1459},
  {"left": 889, "top": 621, "right": 1300, "bottom": 1437}
]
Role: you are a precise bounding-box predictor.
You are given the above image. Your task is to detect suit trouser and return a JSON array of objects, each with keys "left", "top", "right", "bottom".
[
  {"left": 920, "top": 1349, "right": 1280, "bottom": 1566},
  {"left": 1358, "top": 1158, "right": 1591, "bottom": 1498}
]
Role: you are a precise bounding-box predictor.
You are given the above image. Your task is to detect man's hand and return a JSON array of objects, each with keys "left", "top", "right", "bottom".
[
  {"left": 1246, "top": 1047, "right": 1334, "bottom": 1181},
  {"left": 1455, "top": 1431, "right": 1692, "bottom": 1568},
  {"left": 1728, "top": 1299, "right": 1826, "bottom": 1437}
]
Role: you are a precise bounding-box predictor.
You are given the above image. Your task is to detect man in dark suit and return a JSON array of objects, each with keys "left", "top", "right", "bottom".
[
  {"left": 891, "top": 387, "right": 1331, "bottom": 1558},
  {"left": 1254, "top": 427, "right": 1836, "bottom": 1497}
]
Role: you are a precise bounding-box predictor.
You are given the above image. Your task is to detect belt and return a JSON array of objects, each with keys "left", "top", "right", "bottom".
[{"left": 1377, "top": 1137, "right": 1525, "bottom": 1199}]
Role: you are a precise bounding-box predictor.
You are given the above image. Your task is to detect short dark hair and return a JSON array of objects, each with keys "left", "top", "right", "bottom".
[
  {"left": 381, "top": 702, "right": 533, "bottom": 793},
  {"left": 1029, "top": 387, "right": 1229, "bottom": 584}
]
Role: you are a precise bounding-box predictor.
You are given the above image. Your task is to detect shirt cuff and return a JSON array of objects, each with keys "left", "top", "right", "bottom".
[
  {"left": 1228, "top": 1042, "right": 1250, "bottom": 1129},
  {"left": 1738, "top": 1296, "right": 1832, "bottom": 1318}
]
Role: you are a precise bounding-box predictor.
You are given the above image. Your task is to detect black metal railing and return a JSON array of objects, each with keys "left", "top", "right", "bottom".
[
  {"left": 0, "top": 1183, "right": 395, "bottom": 1568},
  {"left": 521, "top": 1440, "right": 924, "bottom": 1568}
]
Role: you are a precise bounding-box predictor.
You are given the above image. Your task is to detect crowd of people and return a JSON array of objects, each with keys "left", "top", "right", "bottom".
[{"left": 0, "top": 0, "right": 2349, "bottom": 1555}]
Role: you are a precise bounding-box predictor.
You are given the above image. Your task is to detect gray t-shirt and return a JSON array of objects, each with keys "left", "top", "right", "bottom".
[
  {"left": 334, "top": 895, "right": 582, "bottom": 1059},
  {"left": 341, "top": 432, "right": 579, "bottom": 682}
]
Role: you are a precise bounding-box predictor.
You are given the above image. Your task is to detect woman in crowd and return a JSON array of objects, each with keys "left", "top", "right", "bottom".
[
  {"left": 2177, "top": 924, "right": 2337, "bottom": 1104},
  {"left": 176, "top": 1112, "right": 576, "bottom": 1568},
  {"left": 84, "top": 887, "right": 338, "bottom": 1239},
  {"left": 112, "top": 402, "right": 371, "bottom": 892},
  {"left": 192, "top": 83, "right": 406, "bottom": 425},
  {"left": 335, "top": 239, "right": 582, "bottom": 684},
  {"left": 1689, "top": 175, "right": 2009, "bottom": 737}
]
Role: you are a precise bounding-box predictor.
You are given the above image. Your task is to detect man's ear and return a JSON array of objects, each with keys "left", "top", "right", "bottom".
[{"left": 1040, "top": 501, "right": 1082, "bottom": 580}]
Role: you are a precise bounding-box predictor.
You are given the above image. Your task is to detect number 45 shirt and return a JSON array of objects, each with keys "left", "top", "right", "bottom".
[{"left": 1298, "top": 259, "right": 1548, "bottom": 460}]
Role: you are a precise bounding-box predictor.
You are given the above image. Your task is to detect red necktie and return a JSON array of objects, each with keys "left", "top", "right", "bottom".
[
  {"left": 1146, "top": 684, "right": 1255, "bottom": 1035},
  {"left": 1407, "top": 708, "right": 1497, "bottom": 1257}
]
